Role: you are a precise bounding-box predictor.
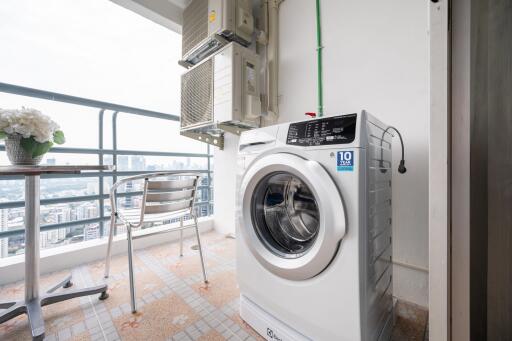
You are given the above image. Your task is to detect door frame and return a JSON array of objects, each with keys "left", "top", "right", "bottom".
[{"left": 429, "top": 0, "right": 451, "bottom": 340}]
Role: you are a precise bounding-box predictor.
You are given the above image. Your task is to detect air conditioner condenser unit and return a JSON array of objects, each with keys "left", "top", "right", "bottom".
[
  {"left": 180, "top": 43, "right": 261, "bottom": 148},
  {"left": 181, "top": 0, "right": 254, "bottom": 66}
]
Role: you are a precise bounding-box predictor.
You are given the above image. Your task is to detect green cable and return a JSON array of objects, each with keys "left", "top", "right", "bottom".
[{"left": 315, "top": 0, "right": 324, "bottom": 117}]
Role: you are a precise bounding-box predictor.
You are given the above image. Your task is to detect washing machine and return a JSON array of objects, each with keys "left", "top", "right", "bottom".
[{"left": 236, "top": 111, "right": 394, "bottom": 341}]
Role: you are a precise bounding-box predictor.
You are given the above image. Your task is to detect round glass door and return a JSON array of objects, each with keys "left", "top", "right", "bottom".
[{"left": 251, "top": 172, "right": 320, "bottom": 258}]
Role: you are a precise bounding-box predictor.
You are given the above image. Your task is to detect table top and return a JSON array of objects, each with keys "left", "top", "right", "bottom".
[{"left": 0, "top": 165, "right": 114, "bottom": 176}]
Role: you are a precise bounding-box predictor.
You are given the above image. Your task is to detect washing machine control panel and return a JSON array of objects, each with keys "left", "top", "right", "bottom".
[{"left": 286, "top": 114, "right": 357, "bottom": 146}]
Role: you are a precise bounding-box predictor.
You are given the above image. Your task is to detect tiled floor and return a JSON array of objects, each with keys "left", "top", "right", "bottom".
[{"left": 0, "top": 231, "right": 427, "bottom": 340}]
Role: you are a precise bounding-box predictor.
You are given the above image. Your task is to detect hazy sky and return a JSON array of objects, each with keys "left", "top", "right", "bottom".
[{"left": 0, "top": 0, "right": 207, "bottom": 164}]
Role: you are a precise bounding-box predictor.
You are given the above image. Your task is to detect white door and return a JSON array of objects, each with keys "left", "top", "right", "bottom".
[{"left": 239, "top": 152, "right": 346, "bottom": 281}]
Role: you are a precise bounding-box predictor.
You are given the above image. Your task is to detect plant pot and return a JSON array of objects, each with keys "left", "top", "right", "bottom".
[{"left": 5, "top": 134, "right": 44, "bottom": 166}]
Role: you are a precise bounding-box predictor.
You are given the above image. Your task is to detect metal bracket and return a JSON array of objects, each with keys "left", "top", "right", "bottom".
[
  {"left": 181, "top": 131, "right": 224, "bottom": 150},
  {"left": 179, "top": 35, "right": 229, "bottom": 67},
  {"left": 217, "top": 123, "right": 253, "bottom": 136}
]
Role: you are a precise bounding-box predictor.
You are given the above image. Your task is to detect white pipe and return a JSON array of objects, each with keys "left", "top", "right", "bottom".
[{"left": 266, "top": 0, "right": 283, "bottom": 121}]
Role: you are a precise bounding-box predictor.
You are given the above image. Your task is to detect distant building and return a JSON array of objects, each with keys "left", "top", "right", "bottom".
[
  {"left": 124, "top": 181, "right": 134, "bottom": 208},
  {"left": 40, "top": 228, "right": 66, "bottom": 248},
  {"left": 73, "top": 206, "right": 86, "bottom": 221},
  {"left": 131, "top": 156, "right": 146, "bottom": 171},
  {"left": 84, "top": 224, "right": 100, "bottom": 241},
  {"left": 46, "top": 158, "right": 56, "bottom": 165},
  {"left": 85, "top": 205, "right": 97, "bottom": 219}
]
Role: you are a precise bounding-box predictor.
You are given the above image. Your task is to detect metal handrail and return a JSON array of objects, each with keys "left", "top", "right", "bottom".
[
  {"left": 0, "top": 145, "right": 210, "bottom": 158},
  {"left": 0, "top": 186, "right": 211, "bottom": 209},
  {"left": 0, "top": 83, "right": 213, "bottom": 242},
  {"left": 0, "top": 82, "right": 179, "bottom": 121}
]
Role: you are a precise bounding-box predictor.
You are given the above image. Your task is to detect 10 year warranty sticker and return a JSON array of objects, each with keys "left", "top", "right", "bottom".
[{"left": 337, "top": 151, "right": 354, "bottom": 171}]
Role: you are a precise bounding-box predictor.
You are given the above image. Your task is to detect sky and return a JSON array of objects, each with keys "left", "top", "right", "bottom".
[{"left": 0, "top": 0, "right": 208, "bottom": 164}]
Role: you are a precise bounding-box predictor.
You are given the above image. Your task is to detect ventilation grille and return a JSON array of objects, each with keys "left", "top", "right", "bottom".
[
  {"left": 181, "top": 59, "right": 214, "bottom": 129},
  {"left": 182, "top": 0, "right": 209, "bottom": 58}
]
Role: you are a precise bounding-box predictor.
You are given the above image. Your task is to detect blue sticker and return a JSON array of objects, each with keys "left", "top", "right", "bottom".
[{"left": 337, "top": 151, "right": 354, "bottom": 171}]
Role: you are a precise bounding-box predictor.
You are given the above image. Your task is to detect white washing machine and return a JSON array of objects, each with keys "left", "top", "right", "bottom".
[{"left": 236, "top": 111, "right": 394, "bottom": 341}]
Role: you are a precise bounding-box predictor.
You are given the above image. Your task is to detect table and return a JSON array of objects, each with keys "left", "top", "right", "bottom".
[{"left": 0, "top": 165, "right": 113, "bottom": 340}]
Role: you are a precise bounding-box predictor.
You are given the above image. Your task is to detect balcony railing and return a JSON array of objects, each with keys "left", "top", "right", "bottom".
[{"left": 0, "top": 82, "right": 213, "bottom": 255}]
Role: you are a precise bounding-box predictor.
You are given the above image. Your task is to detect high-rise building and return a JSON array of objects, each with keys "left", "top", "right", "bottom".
[
  {"left": 85, "top": 205, "right": 97, "bottom": 219},
  {"left": 84, "top": 224, "right": 100, "bottom": 241},
  {"left": 124, "top": 181, "right": 134, "bottom": 208},
  {"left": 40, "top": 228, "right": 66, "bottom": 248},
  {"left": 74, "top": 205, "right": 86, "bottom": 221}
]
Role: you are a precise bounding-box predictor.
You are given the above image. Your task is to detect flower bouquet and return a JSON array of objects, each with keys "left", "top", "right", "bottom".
[{"left": 0, "top": 107, "right": 65, "bottom": 165}]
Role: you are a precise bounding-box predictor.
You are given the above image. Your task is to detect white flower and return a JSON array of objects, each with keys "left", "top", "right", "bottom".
[{"left": 0, "top": 107, "right": 61, "bottom": 143}]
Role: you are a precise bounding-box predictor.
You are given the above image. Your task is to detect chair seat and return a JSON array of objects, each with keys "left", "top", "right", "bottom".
[{"left": 120, "top": 207, "right": 190, "bottom": 225}]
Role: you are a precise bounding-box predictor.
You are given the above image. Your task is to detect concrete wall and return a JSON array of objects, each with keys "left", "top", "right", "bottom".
[
  {"left": 213, "top": 0, "right": 429, "bottom": 307},
  {"left": 213, "top": 133, "right": 239, "bottom": 235}
]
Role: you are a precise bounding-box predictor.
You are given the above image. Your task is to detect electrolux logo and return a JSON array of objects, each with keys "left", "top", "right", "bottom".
[
  {"left": 336, "top": 151, "right": 354, "bottom": 172},
  {"left": 267, "top": 327, "right": 283, "bottom": 341}
]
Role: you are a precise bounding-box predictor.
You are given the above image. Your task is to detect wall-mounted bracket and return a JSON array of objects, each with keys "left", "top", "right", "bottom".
[
  {"left": 217, "top": 123, "right": 253, "bottom": 136},
  {"left": 180, "top": 130, "right": 224, "bottom": 150}
]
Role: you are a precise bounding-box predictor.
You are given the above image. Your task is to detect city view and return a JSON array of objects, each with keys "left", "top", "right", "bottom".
[
  {"left": 0, "top": 154, "right": 212, "bottom": 258},
  {"left": 0, "top": 0, "right": 213, "bottom": 260}
]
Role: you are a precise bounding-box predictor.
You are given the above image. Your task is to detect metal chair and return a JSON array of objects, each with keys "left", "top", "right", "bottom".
[{"left": 103, "top": 172, "right": 208, "bottom": 313}]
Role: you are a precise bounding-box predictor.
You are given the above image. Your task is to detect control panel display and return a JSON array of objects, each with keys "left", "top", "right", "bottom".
[{"left": 286, "top": 114, "right": 357, "bottom": 146}]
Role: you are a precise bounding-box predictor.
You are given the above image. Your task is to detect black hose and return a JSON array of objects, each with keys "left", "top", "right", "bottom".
[{"left": 379, "top": 126, "right": 406, "bottom": 174}]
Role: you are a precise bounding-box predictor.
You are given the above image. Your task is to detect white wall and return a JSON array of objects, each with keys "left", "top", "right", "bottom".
[
  {"left": 213, "top": 0, "right": 429, "bottom": 307},
  {"left": 213, "top": 133, "right": 240, "bottom": 235}
]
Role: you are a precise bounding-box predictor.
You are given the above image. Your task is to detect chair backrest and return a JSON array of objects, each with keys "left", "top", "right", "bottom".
[
  {"left": 111, "top": 172, "right": 200, "bottom": 228},
  {"left": 142, "top": 176, "right": 198, "bottom": 217}
]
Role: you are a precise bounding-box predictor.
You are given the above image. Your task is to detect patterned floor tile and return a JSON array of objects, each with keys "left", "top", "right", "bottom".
[
  {"left": 114, "top": 293, "right": 199, "bottom": 341},
  {"left": 166, "top": 255, "right": 217, "bottom": 280},
  {"left": 0, "top": 231, "right": 426, "bottom": 340},
  {"left": 191, "top": 272, "right": 239, "bottom": 309}
]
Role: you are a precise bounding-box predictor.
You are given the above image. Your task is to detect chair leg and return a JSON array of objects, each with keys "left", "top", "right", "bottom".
[
  {"left": 104, "top": 213, "right": 116, "bottom": 278},
  {"left": 194, "top": 216, "right": 208, "bottom": 284},
  {"left": 179, "top": 217, "right": 184, "bottom": 257},
  {"left": 127, "top": 226, "right": 137, "bottom": 313}
]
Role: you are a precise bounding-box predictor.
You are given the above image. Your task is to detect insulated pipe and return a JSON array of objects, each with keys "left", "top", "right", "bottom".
[
  {"left": 266, "top": 0, "right": 282, "bottom": 119},
  {"left": 315, "top": 0, "right": 324, "bottom": 117}
]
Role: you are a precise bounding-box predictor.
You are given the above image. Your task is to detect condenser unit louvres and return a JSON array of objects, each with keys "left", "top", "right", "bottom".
[
  {"left": 181, "top": 59, "right": 214, "bottom": 129},
  {"left": 180, "top": 43, "right": 261, "bottom": 149},
  {"left": 181, "top": 0, "right": 254, "bottom": 66}
]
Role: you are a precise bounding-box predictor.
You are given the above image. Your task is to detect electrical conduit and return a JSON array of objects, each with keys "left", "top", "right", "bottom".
[
  {"left": 315, "top": 0, "right": 324, "bottom": 117},
  {"left": 267, "top": 0, "right": 282, "bottom": 119}
]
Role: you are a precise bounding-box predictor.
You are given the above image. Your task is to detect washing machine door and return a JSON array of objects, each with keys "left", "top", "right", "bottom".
[{"left": 239, "top": 152, "right": 346, "bottom": 281}]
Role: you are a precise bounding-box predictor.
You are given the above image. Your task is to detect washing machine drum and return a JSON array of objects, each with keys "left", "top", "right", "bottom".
[
  {"left": 240, "top": 153, "right": 346, "bottom": 281},
  {"left": 252, "top": 172, "right": 320, "bottom": 257}
]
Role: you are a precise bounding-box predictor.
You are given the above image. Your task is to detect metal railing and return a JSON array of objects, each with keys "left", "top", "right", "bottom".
[{"left": 0, "top": 82, "right": 213, "bottom": 241}]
